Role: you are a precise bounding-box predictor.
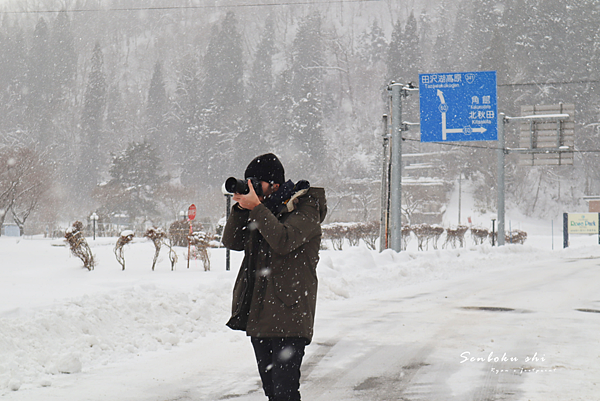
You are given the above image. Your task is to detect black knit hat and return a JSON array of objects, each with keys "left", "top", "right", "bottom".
[{"left": 244, "top": 153, "right": 285, "bottom": 184}]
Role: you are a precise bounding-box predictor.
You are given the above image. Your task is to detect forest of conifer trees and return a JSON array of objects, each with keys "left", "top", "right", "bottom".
[{"left": 1, "top": 0, "right": 600, "bottom": 234}]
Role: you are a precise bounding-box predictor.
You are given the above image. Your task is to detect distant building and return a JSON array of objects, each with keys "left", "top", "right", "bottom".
[
  {"left": 402, "top": 152, "right": 453, "bottom": 225},
  {"left": 1, "top": 223, "right": 20, "bottom": 237},
  {"left": 583, "top": 196, "right": 600, "bottom": 213}
]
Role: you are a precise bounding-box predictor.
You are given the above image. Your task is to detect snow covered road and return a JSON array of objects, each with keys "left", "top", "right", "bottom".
[{"left": 231, "top": 253, "right": 600, "bottom": 400}]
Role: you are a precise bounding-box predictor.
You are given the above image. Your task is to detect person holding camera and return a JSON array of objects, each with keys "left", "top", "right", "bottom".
[{"left": 222, "top": 153, "right": 327, "bottom": 401}]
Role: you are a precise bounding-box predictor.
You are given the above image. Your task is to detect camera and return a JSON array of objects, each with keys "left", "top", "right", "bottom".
[{"left": 225, "top": 177, "right": 264, "bottom": 197}]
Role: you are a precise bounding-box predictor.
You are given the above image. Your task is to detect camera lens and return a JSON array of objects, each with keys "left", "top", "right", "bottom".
[{"left": 225, "top": 177, "right": 249, "bottom": 194}]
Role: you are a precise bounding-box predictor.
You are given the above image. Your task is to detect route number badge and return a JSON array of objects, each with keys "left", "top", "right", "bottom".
[{"left": 419, "top": 71, "right": 498, "bottom": 142}]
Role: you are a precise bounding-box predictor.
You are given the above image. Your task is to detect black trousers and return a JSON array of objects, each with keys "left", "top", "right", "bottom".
[{"left": 251, "top": 337, "right": 308, "bottom": 401}]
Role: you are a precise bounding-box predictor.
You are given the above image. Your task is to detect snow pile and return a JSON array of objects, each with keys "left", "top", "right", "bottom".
[
  {"left": 0, "top": 280, "right": 230, "bottom": 392},
  {"left": 317, "top": 241, "right": 550, "bottom": 300}
]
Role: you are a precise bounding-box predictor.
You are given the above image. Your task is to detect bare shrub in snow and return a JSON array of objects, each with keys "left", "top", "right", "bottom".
[
  {"left": 64, "top": 221, "right": 94, "bottom": 271},
  {"left": 346, "top": 224, "right": 361, "bottom": 247},
  {"left": 471, "top": 227, "right": 490, "bottom": 245},
  {"left": 411, "top": 224, "right": 445, "bottom": 251},
  {"left": 322, "top": 223, "right": 347, "bottom": 250},
  {"left": 444, "top": 226, "right": 469, "bottom": 249},
  {"left": 188, "top": 231, "right": 213, "bottom": 271},
  {"left": 144, "top": 227, "right": 167, "bottom": 271},
  {"left": 165, "top": 238, "right": 178, "bottom": 271},
  {"left": 412, "top": 224, "right": 435, "bottom": 251},
  {"left": 358, "top": 221, "right": 380, "bottom": 250},
  {"left": 506, "top": 230, "right": 527, "bottom": 245},
  {"left": 114, "top": 230, "right": 134, "bottom": 270}
]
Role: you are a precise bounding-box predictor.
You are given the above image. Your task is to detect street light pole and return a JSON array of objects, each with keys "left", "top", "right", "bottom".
[
  {"left": 90, "top": 212, "right": 99, "bottom": 240},
  {"left": 497, "top": 113, "right": 506, "bottom": 246}
]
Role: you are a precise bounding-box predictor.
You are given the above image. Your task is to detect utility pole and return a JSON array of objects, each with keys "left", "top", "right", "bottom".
[
  {"left": 389, "top": 83, "right": 404, "bottom": 252},
  {"left": 458, "top": 173, "right": 462, "bottom": 225},
  {"left": 497, "top": 113, "right": 506, "bottom": 246}
]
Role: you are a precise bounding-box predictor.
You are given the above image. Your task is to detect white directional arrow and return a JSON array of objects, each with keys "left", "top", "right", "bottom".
[
  {"left": 437, "top": 89, "right": 487, "bottom": 140},
  {"left": 437, "top": 90, "right": 449, "bottom": 140},
  {"left": 437, "top": 89, "right": 446, "bottom": 104},
  {"left": 445, "top": 127, "right": 487, "bottom": 134}
]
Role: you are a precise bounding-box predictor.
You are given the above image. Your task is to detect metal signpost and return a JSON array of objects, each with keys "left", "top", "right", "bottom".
[
  {"left": 419, "top": 71, "right": 501, "bottom": 243},
  {"left": 384, "top": 70, "right": 573, "bottom": 251},
  {"left": 386, "top": 73, "right": 498, "bottom": 251}
]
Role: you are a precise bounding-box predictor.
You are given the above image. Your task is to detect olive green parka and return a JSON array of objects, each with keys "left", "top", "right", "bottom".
[{"left": 223, "top": 186, "right": 327, "bottom": 344}]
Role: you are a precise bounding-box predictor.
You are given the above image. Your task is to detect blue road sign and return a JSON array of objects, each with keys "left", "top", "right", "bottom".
[{"left": 419, "top": 71, "right": 498, "bottom": 142}]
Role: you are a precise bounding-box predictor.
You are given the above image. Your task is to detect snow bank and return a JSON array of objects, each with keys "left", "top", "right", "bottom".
[
  {"left": 317, "top": 241, "right": 550, "bottom": 300},
  {"left": 0, "top": 280, "right": 231, "bottom": 392}
]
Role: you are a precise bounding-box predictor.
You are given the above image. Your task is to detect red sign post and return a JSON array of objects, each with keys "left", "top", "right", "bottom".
[{"left": 187, "top": 204, "right": 196, "bottom": 269}]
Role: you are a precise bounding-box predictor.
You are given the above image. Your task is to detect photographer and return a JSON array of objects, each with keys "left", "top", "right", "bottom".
[{"left": 223, "top": 153, "right": 327, "bottom": 401}]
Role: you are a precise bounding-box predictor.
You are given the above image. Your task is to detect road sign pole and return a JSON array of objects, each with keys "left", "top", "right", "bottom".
[
  {"left": 563, "top": 213, "right": 568, "bottom": 248},
  {"left": 187, "top": 204, "right": 196, "bottom": 269},
  {"left": 389, "top": 83, "right": 403, "bottom": 252},
  {"left": 187, "top": 222, "right": 192, "bottom": 269},
  {"left": 225, "top": 194, "right": 231, "bottom": 271},
  {"left": 497, "top": 113, "right": 506, "bottom": 246}
]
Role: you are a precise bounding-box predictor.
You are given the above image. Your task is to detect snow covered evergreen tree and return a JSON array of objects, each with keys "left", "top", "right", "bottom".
[
  {"left": 80, "top": 42, "right": 107, "bottom": 195},
  {"left": 97, "top": 140, "right": 165, "bottom": 226},
  {"left": 236, "top": 16, "right": 275, "bottom": 165},
  {"left": 430, "top": 0, "right": 452, "bottom": 72},
  {"left": 282, "top": 12, "right": 327, "bottom": 179},
  {"left": 467, "top": 0, "right": 501, "bottom": 70},
  {"left": 0, "top": 21, "right": 27, "bottom": 133},
  {"left": 48, "top": 10, "right": 78, "bottom": 189},
  {"left": 249, "top": 15, "right": 275, "bottom": 109},
  {"left": 146, "top": 61, "right": 170, "bottom": 161},
  {"left": 174, "top": 53, "right": 201, "bottom": 187},
  {"left": 386, "top": 19, "right": 403, "bottom": 83},
  {"left": 51, "top": 11, "right": 76, "bottom": 102},
  {"left": 197, "top": 11, "right": 244, "bottom": 186},
  {"left": 402, "top": 11, "right": 420, "bottom": 86},
  {"left": 358, "top": 19, "right": 387, "bottom": 66},
  {"left": 418, "top": 10, "right": 433, "bottom": 72},
  {"left": 449, "top": 1, "right": 473, "bottom": 71},
  {"left": 479, "top": 24, "right": 511, "bottom": 85},
  {"left": 26, "top": 18, "right": 53, "bottom": 147}
]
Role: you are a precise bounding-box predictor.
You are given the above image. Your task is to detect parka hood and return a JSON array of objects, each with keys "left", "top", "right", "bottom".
[
  {"left": 284, "top": 185, "right": 327, "bottom": 224},
  {"left": 309, "top": 187, "right": 327, "bottom": 223}
]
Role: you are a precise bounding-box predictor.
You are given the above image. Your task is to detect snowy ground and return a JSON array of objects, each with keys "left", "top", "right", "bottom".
[{"left": 1, "top": 185, "right": 599, "bottom": 400}]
